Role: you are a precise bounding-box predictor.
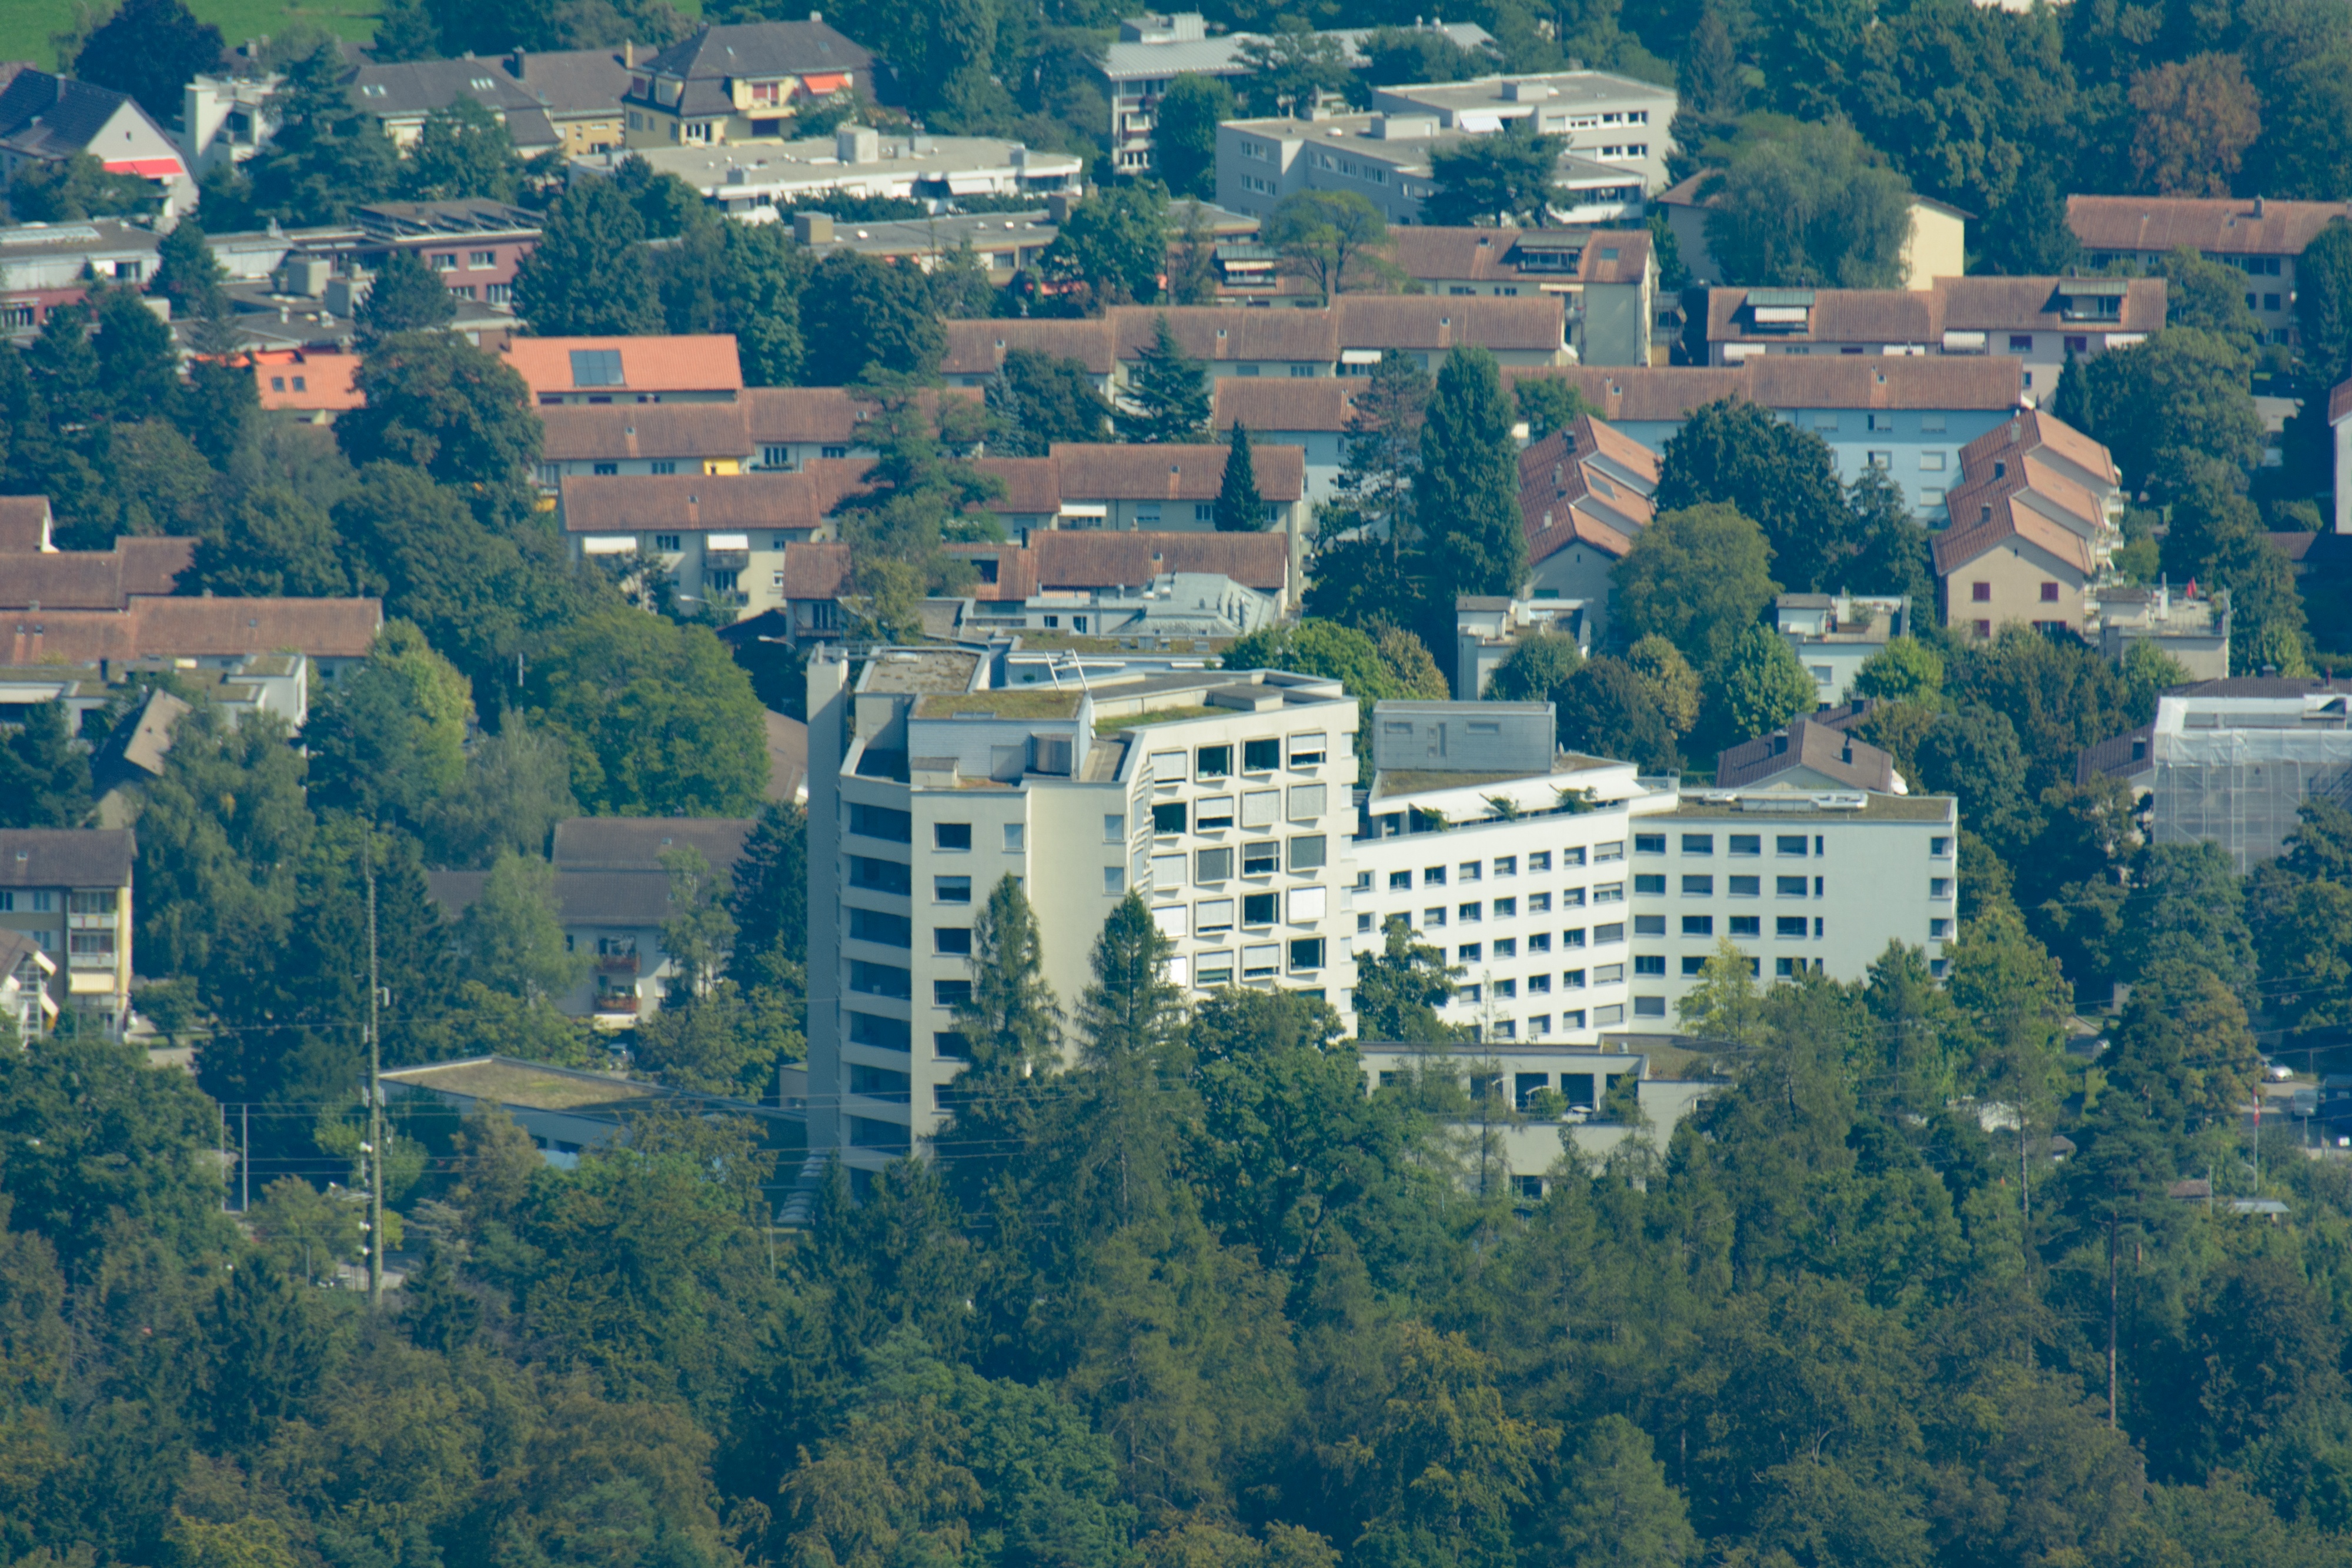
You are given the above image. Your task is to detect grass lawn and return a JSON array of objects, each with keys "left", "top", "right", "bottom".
[{"left": 1, "top": 0, "right": 381, "bottom": 69}]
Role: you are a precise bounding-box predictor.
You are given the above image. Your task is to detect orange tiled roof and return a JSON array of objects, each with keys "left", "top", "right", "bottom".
[{"left": 502, "top": 334, "right": 744, "bottom": 397}]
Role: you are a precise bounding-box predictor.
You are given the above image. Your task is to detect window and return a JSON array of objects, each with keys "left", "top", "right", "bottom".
[
  {"left": 1682, "top": 875, "right": 1713, "bottom": 895},
  {"left": 270, "top": 375, "right": 286, "bottom": 392},
  {"left": 850, "top": 1064, "right": 911, "bottom": 1102},
  {"left": 934, "top": 875, "right": 973, "bottom": 904},
  {"left": 1494, "top": 979, "right": 1517, "bottom": 999},
  {"left": 1388, "top": 870, "right": 1413, "bottom": 891},
  {"left": 1458, "top": 942, "right": 1482, "bottom": 962},
  {"left": 1104, "top": 867, "right": 1125, "bottom": 894},
  {"left": 1494, "top": 938, "right": 1518, "bottom": 959},
  {"left": 1635, "top": 834, "right": 1666, "bottom": 854},
  {"left": 1633, "top": 874, "right": 1665, "bottom": 895},
  {"left": 1289, "top": 938, "right": 1325, "bottom": 971},
  {"left": 1593, "top": 841, "right": 1623, "bottom": 862},
  {"left": 848, "top": 857, "right": 911, "bottom": 894},
  {"left": 1197, "top": 951, "right": 1235, "bottom": 985},
  {"left": 1932, "top": 878, "right": 1955, "bottom": 898},
  {"left": 1681, "top": 834, "right": 1713, "bottom": 856},
  {"left": 1104, "top": 814, "right": 1125, "bottom": 842},
  {"left": 1920, "top": 451, "right": 1946, "bottom": 472},
  {"left": 1777, "top": 875, "right": 1812, "bottom": 897},
  {"left": 1595, "top": 922, "right": 1625, "bottom": 944},
  {"left": 822, "top": 444, "right": 848, "bottom": 459},
  {"left": 1153, "top": 801, "right": 1186, "bottom": 834},
  {"left": 1633, "top": 955, "right": 1665, "bottom": 976},
  {"left": 1242, "top": 892, "right": 1278, "bottom": 925},
  {"left": 1494, "top": 896, "right": 1516, "bottom": 918},
  {"left": 1195, "top": 503, "right": 1214, "bottom": 521},
  {"left": 707, "top": 569, "right": 738, "bottom": 592},
  {"left": 1562, "top": 888, "right": 1585, "bottom": 908},
  {"left": 1866, "top": 412, "right": 1893, "bottom": 432},
  {"left": 1424, "top": 866, "right": 1446, "bottom": 887},
  {"left": 1197, "top": 847, "right": 1233, "bottom": 881},
  {"left": 593, "top": 462, "right": 620, "bottom": 476},
  {"left": 1975, "top": 620, "right": 1992, "bottom": 637},
  {"left": 1242, "top": 790, "right": 1280, "bottom": 828},
  {"left": 1932, "top": 836, "right": 1954, "bottom": 857},
  {"left": 1972, "top": 581, "right": 1992, "bottom": 602},
  {"left": 1244, "top": 737, "right": 1280, "bottom": 770},
  {"left": 1458, "top": 902, "right": 1482, "bottom": 923},
  {"left": 1243, "top": 841, "right": 1281, "bottom": 875},
  {"left": 1289, "top": 834, "right": 1327, "bottom": 871},
  {"left": 1530, "top": 892, "right": 1552, "bottom": 914},
  {"left": 1004, "top": 823, "right": 1025, "bottom": 850},
  {"left": 934, "top": 823, "right": 973, "bottom": 851},
  {"left": 1561, "top": 929, "right": 1584, "bottom": 949},
  {"left": 2009, "top": 333, "right": 2033, "bottom": 352},
  {"left": 1594, "top": 882, "right": 1625, "bottom": 905},
  {"left": 469, "top": 250, "right": 496, "bottom": 268},
  {"left": 933, "top": 978, "right": 971, "bottom": 1006},
  {"left": 1867, "top": 450, "right": 1891, "bottom": 469},
  {"left": 650, "top": 460, "right": 676, "bottom": 475},
  {"left": 848, "top": 908, "right": 912, "bottom": 947},
  {"left": 1683, "top": 915, "right": 1713, "bottom": 935},
  {"left": 1776, "top": 835, "right": 1808, "bottom": 857},
  {"left": 1197, "top": 745, "right": 1231, "bottom": 778},
  {"left": 1288, "top": 734, "right": 1327, "bottom": 766},
  {"left": 1729, "top": 835, "right": 1759, "bottom": 857},
  {"left": 431, "top": 253, "right": 459, "bottom": 272},
  {"left": 1197, "top": 898, "right": 1235, "bottom": 932},
  {"left": 1530, "top": 932, "right": 1553, "bottom": 953},
  {"left": 1562, "top": 969, "right": 1587, "bottom": 989},
  {"left": 1423, "top": 907, "right": 1448, "bottom": 928},
  {"left": 1729, "top": 875, "right": 1760, "bottom": 897},
  {"left": 851, "top": 803, "right": 913, "bottom": 842},
  {"left": 2041, "top": 581, "right": 2060, "bottom": 602},
  {"left": 1681, "top": 955, "right": 1706, "bottom": 976},
  {"left": 1729, "top": 915, "right": 1759, "bottom": 937},
  {"left": 1776, "top": 916, "right": 1808, "bottom": 937},
  {"left": 1529, "top": 851, "right": 1552, "bottom": 872},
  {"left": 934, "top": 927, "right": 972, "bottom": 955},
  {"left": 1197, "top": 795, "right": 1235, "bottom": 830},
  {"left": 1562, "top": 847, "right": 1586, "bottom": 867},
  {"left": 1459, "top": 860, "right": 1483, "bottom": 882},
  {"left": 1633, "top": 914, "right": 1665, "bottom": 936}
]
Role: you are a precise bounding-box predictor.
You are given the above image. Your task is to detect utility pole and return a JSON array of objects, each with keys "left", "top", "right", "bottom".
[
  {"left": 239, "top": 1102, "right": 249, "bottom": 1211},
  {"left": 2107, "top": 1213, "right": 2119, "bottom": 1430},
  {"left": 367, "top": 857, "right": 383, "bottom": 1306}
]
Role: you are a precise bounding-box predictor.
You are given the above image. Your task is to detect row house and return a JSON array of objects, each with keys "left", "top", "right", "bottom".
[
  {"left": 202, "top": 199, "right": 542, "bottom": 316},
  {"left": 0, "top": 830, "right": 135, "bottom": 1035},
  {"left": 1388, "top": 226, "right": 1657, "bottom": 366},
  {"left": 1701, "top": 275, "right": 2168, "bottom": 398},
  {"left": 1931, "top": 410, "right": 2123, "bottom": 639},
  {"left": 506, "top": 334, "right": 743, "bottom": 406},
  {"left": 534, "top": 386, "right": 980, "bottom": 489},
  {"left": 3, "top": 595, "right": 382, "bottom": 687},
  {"left": 1506, "top": 356, "right": 2024, "bottom": 517},
  {"left": 2068, "top": 195, "right": 2352, "bottom": 349},
  {"left": 942, "top": 296, "right": 1573, "bottom": 393},
  {"left": 622, "top": 20, "right": 874, "bottom": 148},
  {"left": 560, "top": 465, "right": 866, "bottom": 617},
  {"left": 1515, "top": 412, "right": 1661, "bottom": 641}
]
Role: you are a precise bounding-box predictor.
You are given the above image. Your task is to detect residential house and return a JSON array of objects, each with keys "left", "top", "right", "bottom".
[
  {"left": 537, "top": 403, "right": 754, "bottom": 488},
  {"left": 1515, "top": 412, "right": 1661, "bottom": 640},
  {"left": 1387, "top": 226, "right": 1658, "bottom": 366},
  {"left": 578, "top": 130, "right": 1084, "bottom": 217},
  {"left": 1098, "top": 11, "right": 1493, "bottom": 175},
  {"left": 1716, "top": 718, "right": 1905, "bottom": 793},
  {"left": 506, "top": 335, "right": 744, "bottom": 405},
  {"left": 0, "top": 929, "right": 54, "bottom": 1038},
  {"left": 1776, "top": 593, "right": 1912, "bottom": 705},
  {"left": 0, "top": 219, "right": 160, "bottom": 330},
  {"left": 1371, "top": 73, "right": 1676, "bottom": 195},
  {"left": 1506, "top": 357, "right": 2023, "bottom": 516},
  {"left": 621, "top": 20, "right": 876, "bottom": 148},
  {"left": 499, "top": 48, "right": 634, "bottom": 156},
  {"left": 1701, "top": 276, "right": 2167, "bottom": 399},
  {"left": 1218, "top": 105, "right": 1651, "bottom": 230},
  {"left": 559, "top": 466, "right": 863, "bottom": 618},
  {"left": 1043, "top": 441, "right": 1304, "bottom": 534},
  {"left": 0, "top": 523, "right": 193, "bottom": 609},
  {"left": 1933, "top": 409, "right": 2123, "bottom": 638},
  {"left": 0, "top": 829, "right": 135, "bottom": 1035},
  {"left": 203, "top": 199, "right": 542, "bottom": 313},
  {"left": 1659, "top": 174, "right": 1966, "bottom": 291},
  {"left": 428, "top": 817, "right": 758, "bottom": 1022},
  {"left": 382, "top": 1054, "right": 805, "bottom": 1171},
  {"left": 1211, "top": 380, "right": 1359, "bottom": 504},
  {"left": 181, "top": 72, "right": 283, "bottom": 180},
  {"left": 942, "top": 316, "right": 1121, "bottom": 392},
  {"left": 1455, "top": 596, "right": 1592, "bottom": 700},
  {"left": 3, "top": 596, "right": 382, "bottom": 684},
  {"left": 252, "top": 349, "right": 362, "bottom": 420},
  {"left": 2067, "top": 195, "right": 2352, "bottom": 349},
  {"left": 348, "top": 57, "right": 559, "bottom": 154},
  {"left": 2090, "top": 584, "right": 2230, "bottom": 678},
  {"left": 744, "top": 385, "right": 976, "bottom": 473},
  {"left": 0, "top": 70, "right": 191, "bottom": 219},
  {"left": 790, "top": 209, "right": 1061, "bottom": 284}
]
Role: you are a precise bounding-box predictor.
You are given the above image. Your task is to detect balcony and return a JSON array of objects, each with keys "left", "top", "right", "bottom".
[{"left": 594, "top": 952, "right": 640, "bottom": 975}]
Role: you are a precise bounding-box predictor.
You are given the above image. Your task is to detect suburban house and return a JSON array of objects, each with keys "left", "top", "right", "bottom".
[
  {"left": 1097, "top": 11, "right": 1493, "bottom": 175},
  {"left": 537, "top": 403, "right": 754, "bottom": 487},
  {"left": 3, "top": 594, "right": 382, "bottom": 684},
  {"left": 1659, "top": 174, "right": 1966, "bottom": 292},
  {"left": 0, "top": 829, "right": 136, "bottom": 1036},
  {"left": 252, "top": 349, "right": 362, "bottom": 419},
  {"left": 1514, "top": 412, "right": 1661, "bottom": 639},
  {"left": 1037, "top": 441, "right": 1305, "bottom": 534},
  {"left": 1506, "top": 356, "right": 2023, "bottom": 516},
  {"left": 1776, "top": 593, "right": 1913, "bottom": 705},
  {"left": 1454, "top": 596, "right": 1592, "bottom": 699},
  {"left": 1932, "top": 499, "right": 2097, "bottom": 640},
  {"left": 0, "top": 69, "right": 192, "bottom": 218},
  {"left": 0, "top": 928, "right": 54, "bottom": 1038},
  {"left": 745, "top": 385, "right": 977, "bottom": 472},
  {"left": 1699, "top": 276, "right": 2167, "bottom": 398},
  {"left": 427, "top": 817, "right": 757, "bottom": 1022},
  {"left": 1218, "top": 100, "right": 1654, "bottom": 230},
  {"left": 790, "top": 209, "right": 1063, "bottom": 285},
  {"left": 559, "top": 465, "right": 866, "bottom": 617},
  {"left": 1715, "top": 718, "right": 1905, "bottom": 794},
  {"left": 507, "top": 335, "right": 744, "bottom": 406},
  {"left": 0, "top": 219, "right": 160, "bottom": 329},
  {"left": 1387, "top": 226, "right": 1658, "bottom": 366},
  {"left": 621, "top": 19, "right": 875, "bottom": 148},
  {"left": 348, "top": 57, "right": 559, "bottom": 153},
  {"left": 579, "top": 131, "right": 1084, "bottom": 216},
  {"left": 499, "top": 48, "right": 634, "bottom": 156},
  {"left": 2067, "top": 195, "right": 2352, "bottom": 349}
]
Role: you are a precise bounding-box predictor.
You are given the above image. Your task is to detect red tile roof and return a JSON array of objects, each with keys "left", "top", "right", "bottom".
[
  {"left": 0, "top": 537, "right": 193, "bottom": 610},
  {"left": 943, "top": 318, "right": 1120, "bottom": 379},
  {"left": 1704, "top": 277, "right": 2167, "bottom": 346},
  {"left": 780, "top": 541, "right": 852, "bottom": 600},
  {"left": 1505, "top": 357, "right": 2022, "bottom": 417},
  {"left": 1212, "top": 379, "right": 1360, "bottom": 434},
  {"left": 1030, "top": 529, "right": 1289, "bottom": 591},
  {"left": 2067, "top": 195, "right": 2352, "bottom": 257},
  {"left": 0, "top": 497, "right": 52, "bottom": 554},
  {"left": 1047, "top": 442, "right": 1304, "bottom": 503},
  {"left": 944, "top": 542, "right": 1040, "bottom": 600},
  {"left": 252, "top": 348, "right": 363, "bottom": 412},
  {"left": 971, "top": 457, "right": 1064, "bottom": 516},
  {"left": 1716, "top": 717, "right": 1900, "bottom": 792},
  {"left": 559, "top": 472, "right": 847, "bottom": 534},
  {"left": 4, "top": 597, "right": 383, "bottom": 664},
  {"left": 1955, "top": 410, "right": 2119, "bottom": 490},
  {"left": 539, "top": 402, "right": 753, "bottom": 462},
  {"left": 740, "top": 386, "right": 978, "bottom": 446},
  {"left": 1516, "top": 414, "right": 1658, "bottom": 565},
  {"left": 1930, "top": 499, "right": 2094, "bottom": 577},
  {"left": 502, "top": 334, "right": 744, "bottom": 397}
]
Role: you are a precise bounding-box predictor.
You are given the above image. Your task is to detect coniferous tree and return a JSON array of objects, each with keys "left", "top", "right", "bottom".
[
  {"left": 987, "top": 347, "right": 1112, "bottom": 454},
  {"left": 151, "top": 218, "right": 227, "bottom": 317},
  {"left": 73, "top": 0, "right": 225, "bottom": 123},
  {"left": 1114, "top": 318, "right": 1210, "bottom": 443},
  {"left": 1412, "top": 345, "right": 1527, "bottom": 609},
  {"left": 0, "top": 700, "right": 93, "bottom": 828},
  {"left": 1214, "top": 420, "right": 1264, "bottom": 531},
  {"left": 1064, "top": 893, "right": 1188, "bottom": 1234},
  {"left": 357, "top": 247, "right": 457, "bottom": 346},
  {"left": 512, "top": 176, "right": 660, "bottom": 337}
]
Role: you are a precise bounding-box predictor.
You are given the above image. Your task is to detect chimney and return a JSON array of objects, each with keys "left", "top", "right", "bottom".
[
  {"left": 624, "top": 40, "right": 635, "bottom": 67},
  {"left": 509, "top": 49, "right": 525, "bottom": 77}
]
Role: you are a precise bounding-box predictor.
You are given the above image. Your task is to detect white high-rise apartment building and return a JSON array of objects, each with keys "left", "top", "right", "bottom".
[{"left": 806, "top": 645, "right": 1359, "bottom": 1176}]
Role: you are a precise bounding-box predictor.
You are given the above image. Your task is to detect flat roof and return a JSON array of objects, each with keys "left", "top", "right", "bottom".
[
  {"left": 1668, "top": 794, "right": 1955, "bottom": 822},
  {"left": 579, "top": 135, "right": 1084, "bottom": 198},
  {"left": 1378, "top": 71, "right": 1673, "bottom": 111},
  {"left": 912, "top": 689, "right": 1083, "bottom": 719},
  {"left": 382, "top": 1057, "right": 649, "bottom": 1111},
  {"left": 861, "top": 648, "right": 983, "bottom": 695},
  {"left": 1224, "top": 113, "right": 1638, "bottom": 186}
]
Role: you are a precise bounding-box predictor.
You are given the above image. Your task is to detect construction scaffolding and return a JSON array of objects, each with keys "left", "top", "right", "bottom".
[{"left": 2151, "top": 728, "right": 2352, "bottom": 871}]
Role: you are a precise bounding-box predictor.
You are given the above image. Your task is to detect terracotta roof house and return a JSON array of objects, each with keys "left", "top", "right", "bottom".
[
  {"left": 1387, "top": 227, "right": 1657, "bottom": 365},
  {"left": 560, "top": 464, "right": 871, "bottom": 620},
  {"left": 505, "top": 335, "right": 744, "bottom": 406},
  {"left": 4, "top": 596, "right": 382, "bottom": 673},
  {"left": 252, "top": 349, "right": 362, "bottom": 419},
  {"left": 622, "top": 20, "right": 876, "bottom": 149},
  {"left": 942, "top": 317, "right": 1121, "bottom": 388},
  {"left": 1515, "top": 412, "right": 1661, "bottom": 641},
  {"left": 537, "top": 402, "right": 754, "bottom": 487},
  {"left": 1210, "top": 379, "right": 1362, "bottom": 503},
  {"left": 1716, "top": 718, "right": 1906, "bottom": 793},
  {"left": 741, "top": 386, "right": 976, "bottom": 473},
  {"left": 0, "top": 536, "right": 193, "bottom": 610},
  {"left": 1030, "top": 529, "right": 1290, "bottom": 594},
  {"left": 0, "top": 70, "right": 191, "bottom": 218},
  {"left": 2067, "top": 195, "right": 2352, "bottom": 350}
]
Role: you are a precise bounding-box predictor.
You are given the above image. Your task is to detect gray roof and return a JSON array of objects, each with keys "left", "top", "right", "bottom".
[
  {"left": 550, "top": 816, "right": 755, "bottom": 873},
  {"left": 1715, "top": 718, "right": 1899, "bottom": 793},
  {"left": 502, "top": 46, "right": 633, "bottom": 115},
  {"left": 425, "top": 866, "right": 678, "bottom": 926},
  {"left": 0, "top": 71, "right": 144, "bottom": 159},
  {"left": 639, "top": 21, "right": 874, "bottom": 82},
  {"left": 0, "top": 829, "right": 135, "bottom": 888},
  {"left": 1100, "top": 21, "right": 1492, "bottom": 81},
  {"left": 347, "top": 58, "right": 544, "bottom": 119},
  {"left": 0, "top": 927, "right": 45, "bottom": 980}
]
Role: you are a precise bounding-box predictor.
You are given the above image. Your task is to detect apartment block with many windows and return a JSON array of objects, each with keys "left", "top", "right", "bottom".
[
  {"left": 0, "top": 830, "right": 135, "bottom": 1035},
  {"left": 806, "top": 648, "right": 1360, "bottom": 1177}
]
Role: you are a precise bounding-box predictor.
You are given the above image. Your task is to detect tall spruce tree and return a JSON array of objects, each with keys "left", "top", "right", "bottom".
[
  {"left": 1214, "top": 420, "right": 1264, "bottom": 531},
  {"left": 1412, "top": 345, "right": 1527, "bottom": 607},
  {"left": 358, "top": 247, "right": 457, "bottom": 346},
  {"left": 1067, "top": 892, "right": 1188, "bottom": 1232},
  {"left": 1113, "top": 317, "right": 1210, "bottom": 443}
]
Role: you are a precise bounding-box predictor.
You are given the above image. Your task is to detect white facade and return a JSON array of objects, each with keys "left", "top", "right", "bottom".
[
  {"left": 570, "top": 131, "right": 1083, "bottom": 218},
  {"left": 1218, "top": 111, "right": 1650, "bottom": 229}
]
